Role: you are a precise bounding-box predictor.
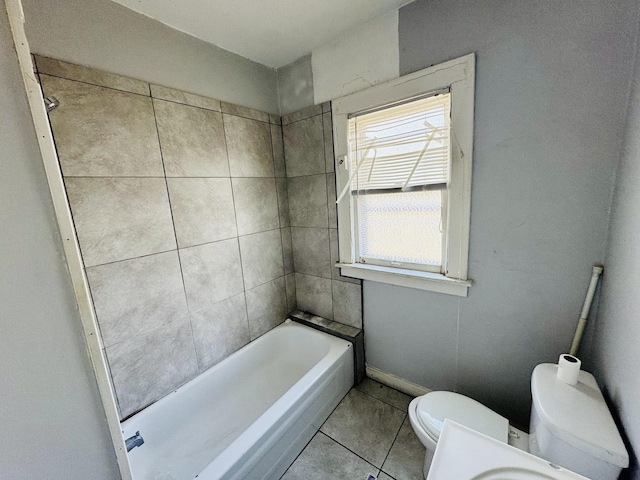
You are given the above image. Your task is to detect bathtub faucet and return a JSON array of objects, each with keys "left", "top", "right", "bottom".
[{"left": 125, "top": 431, "right": 144, "bottom": 452}]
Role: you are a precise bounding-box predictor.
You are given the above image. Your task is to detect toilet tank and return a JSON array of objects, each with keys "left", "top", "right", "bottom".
[{"left": 529, "top": 364, "right": 628, "bottom": 480}]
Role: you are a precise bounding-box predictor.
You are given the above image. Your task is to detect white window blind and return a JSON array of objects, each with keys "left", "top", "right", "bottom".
[{"left": 347, "top": 91, "right": 451, "bottom": 195}]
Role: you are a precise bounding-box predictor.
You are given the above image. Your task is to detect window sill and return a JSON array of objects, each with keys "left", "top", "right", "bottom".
[{"left": 337, "top": 263, "right": 471, "bottom": 297}]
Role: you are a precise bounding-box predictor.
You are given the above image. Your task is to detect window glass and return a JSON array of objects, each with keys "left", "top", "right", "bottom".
[
  {"left": 357, "top": 190, "right": 442, "bottom": 266},
  {"left": 348, "top": 93, "right": 450, "bottom": 268}
]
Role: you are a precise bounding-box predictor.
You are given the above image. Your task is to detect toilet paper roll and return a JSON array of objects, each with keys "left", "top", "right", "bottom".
[{"left": 557, "top": 354, "right": 581, "bottom": 385}]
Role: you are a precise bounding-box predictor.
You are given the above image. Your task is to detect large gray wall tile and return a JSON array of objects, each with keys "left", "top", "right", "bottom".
[
  {"left": 42, "top": 75, "right": 163, "bottom": 177},
  {"left": 271, "top": 124, "right": 286, "bottom": 177},
  {"left": 224, "top": 115, "right": 274, "bottom": 177},
  {"left": 246, "top": 277, "right": 287, "bottom": 339},
  {"left": 281, "top": 227, "right": 294, "bottom": 274},
  {"left": 288, "top": 174, "right": 328, "bottom": 228},
  {"left": 323, "top": 112, "right": 335, "bottom": 173},
  {"left": 295, "top": 273, "right": 333, "bottom": 319},
  {"left": 285, "top": 273, "right": 297, "bottom": 313},
  {"left": 283, "top": 105, "right": 362, "bottom": 324},
  {"left": 221, "top": 102, "right": 269, "bottom": 123},
  {"left": 291, "top": 227, "right": 331, "bottom": 278},
  {"left": 154, "top": 99, "right": 229, "bottom": 177},
  {"left": 332, "top": 280, "right": 363, "bottom": 329},
  {"left": 283, "top": 115, "right": 325, "bottom": 177},
  {"left": 150, "top": 84, "right": 221, "bottom": 111},
  {"left": 36, "top": 55, "right": 150, "bottom": 95},
  {"left": 239, "top": 229, "right": 284, "bottom": 289},
  {"left": 190, "top": 293, "right": 250, "bottom": 371},
  {"left": 87, "top": 251, "right": 188, "bottom": 348},
  {"left": 232, "top": 177, "right": 279, "bottom": 235},
  {"left": 276, "top": 177, "right": 290, "bottom": 227},
  {"left": 326, "top": 174, "right": 337, "bottom": 229},
  {"left": 167, "top": 178, "right": 237, "bottom": 248},
  {"left": 50, "top": 58, "right": 293, "bottom": 422},
  {"left": 180, "top": 239, "right": 245, "bottom": 311},
  {"left": 65, "top": 177, "right": 176, "bottom": 266},
  {"left": 282, "top": 104, "right": 323, "bottom": 125},
  {"left": 106, "top": 316, "right": 198, "bottom": 417}
]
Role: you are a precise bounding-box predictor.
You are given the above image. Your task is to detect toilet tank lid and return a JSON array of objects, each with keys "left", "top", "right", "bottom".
[
  {"left": 416, "top": 391, "right": 509, "bottom": 443},
  {"left": 531, "top": 364, "right": 629, "bottom": 468}
]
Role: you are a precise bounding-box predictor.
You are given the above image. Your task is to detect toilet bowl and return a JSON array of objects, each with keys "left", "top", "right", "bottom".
[
  {"left": 408, "top": 391, "right": 513, "bottom": 479},
  {"left": 408, "top": 364, "right": 629, "bottom": 480}
]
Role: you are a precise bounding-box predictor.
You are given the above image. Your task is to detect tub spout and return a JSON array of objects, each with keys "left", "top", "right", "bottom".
[{"left": 125, "top": 431, "right": 144, "bottom": 452}]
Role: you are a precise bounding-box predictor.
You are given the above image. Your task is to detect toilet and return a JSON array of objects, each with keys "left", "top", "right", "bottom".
[{"left": 408, "top": 363, "right": 629, "bottom": 480}]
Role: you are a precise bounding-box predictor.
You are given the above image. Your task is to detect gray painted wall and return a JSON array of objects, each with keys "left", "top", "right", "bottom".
[
  {"left": 364, "top": 0, "right": 638, "bottom": 428},
  {"left": 0, "top": 4, "right": 121, "bottom": 479},
  {"left": 21, "top": 0, "right": 279, "bottom": 114},
  {"left": 590, "top": 39, "right": 640, "bottom": 479},
  {"left": 277, "top": 55, "right": 315, "bottom": 115}
]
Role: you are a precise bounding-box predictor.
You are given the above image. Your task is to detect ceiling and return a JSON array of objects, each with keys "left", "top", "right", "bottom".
[{"left": 110, "top": 0, "right": 412, "bottom": 69}]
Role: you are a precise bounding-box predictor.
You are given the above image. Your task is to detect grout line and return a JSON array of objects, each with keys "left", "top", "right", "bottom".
[
  {"left": 270, "top": 124, "right": 289, "bottom": 295},
  {"left": 354, "top": 388, "right": 411, "bottom": 413},
  {"left": 278, "top": 431, "right": 318, "bottom": 478},
  {"left": 317, "top": 431, "right": 384, "bottom": 473},
  {"left": 150, "top": 97, "right": 200, "bottom": 373},
  {"left": 44, "top": 76, "right": 173, "bottom": 414},
  {"left": 276, "top": 123, "right": 289, "bottom": 178},
  {"left": 245, "top": 274, "right": 288, "bottom": 293},
  {"left": 223, "top": 113, "right": 252, "bottom": 331},
  {"left": 379, "top": 412, "right": 407, "bottom": 473},
  {"left": 39, "top": 72, "right": 274, "bottom": 125},
  {"left": 314, "top": 389, "right": 389, "bottom": 472},
  {"left": 38, "top": 72, "right": 151, "bottom": 98},
  {"left": 64, "top": 175, "right": 169, "bottom": 179},
  {"left": 268, "top": 122, "right": 277, "bottom": 179},
  {"left": 288, "top": 225, "right": 333, "bottom": 231},
  {"left": 83, "top": 248, "right": 179, "bottom": 269},
  {"left": 291, "top": 270, "right": 334, "bottom": 282},
  {"left": 286, "top": 172, "right": 328, "bottom": 180},
  {"left": 150, "top": 95, "right": 221, "bottom": 114},
  {"left": 220, "top": 107, "right": 270, "bottom": 125},
  {"left": 281, "top": 111, "right": 324, "bottom": 127}
]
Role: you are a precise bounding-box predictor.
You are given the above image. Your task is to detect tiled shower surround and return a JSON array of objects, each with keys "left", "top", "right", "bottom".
[
  {"left": 282, "top": 105, "right": 363, "bottom": 328},
  {"left": 37, "top": 56, "right": 293, "bottom": 418},
  {"left": 37, "top": 55, "right": 362, "bottom": 419}
]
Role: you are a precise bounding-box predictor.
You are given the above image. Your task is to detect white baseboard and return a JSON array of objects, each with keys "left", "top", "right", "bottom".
[{"left": 365, "top": 365, "right": 432, "bottom": 397}]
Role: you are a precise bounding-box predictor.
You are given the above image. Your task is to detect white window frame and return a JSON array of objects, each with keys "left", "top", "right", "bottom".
[{"left": 332, "top": 53, "right": 475, "bottom": 297}]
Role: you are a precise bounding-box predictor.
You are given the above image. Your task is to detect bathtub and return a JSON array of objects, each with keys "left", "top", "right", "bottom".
[{"left": 121, "top": 319, "right": 354, "bottom": 480}]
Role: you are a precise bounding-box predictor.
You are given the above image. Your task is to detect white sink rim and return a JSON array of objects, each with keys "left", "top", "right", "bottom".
[{"left": 426, "top": 419, "right": 591, "bottom": 480}]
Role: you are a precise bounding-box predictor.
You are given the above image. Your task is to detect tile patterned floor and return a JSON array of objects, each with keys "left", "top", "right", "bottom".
[{"left": 281, "top": 379, "right": 426, "bottom": 480}]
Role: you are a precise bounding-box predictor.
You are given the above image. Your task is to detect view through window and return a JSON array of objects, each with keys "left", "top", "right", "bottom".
[{"left": 347, "top": 92, "right": 451, "bottom": 271}]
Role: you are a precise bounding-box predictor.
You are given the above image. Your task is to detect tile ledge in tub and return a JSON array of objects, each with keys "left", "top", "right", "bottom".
[{"left": 289, "top": 310, "right": 364, "bottom": 384}]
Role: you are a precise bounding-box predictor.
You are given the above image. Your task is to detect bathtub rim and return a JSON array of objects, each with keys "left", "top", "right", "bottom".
[
  {"left": 121, "top": 319, "right": 349, "bottom": 427},
  {"left": 121, "top": 319, "right": 354, "bottom": 479}
]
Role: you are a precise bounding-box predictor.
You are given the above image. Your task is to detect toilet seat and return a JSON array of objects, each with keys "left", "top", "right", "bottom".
[{"left": 415, "top": 391, "right": 509, "bottom": 443}]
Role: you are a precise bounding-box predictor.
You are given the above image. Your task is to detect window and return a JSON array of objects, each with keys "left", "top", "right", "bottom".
[{"left": 332, "top": 54, "right": 475, "bottom": 296}]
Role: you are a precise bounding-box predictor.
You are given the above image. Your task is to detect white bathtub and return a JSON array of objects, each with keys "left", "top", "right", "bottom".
[{"left": 121, "top": 320, "right": 354, "bottom": 480}]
